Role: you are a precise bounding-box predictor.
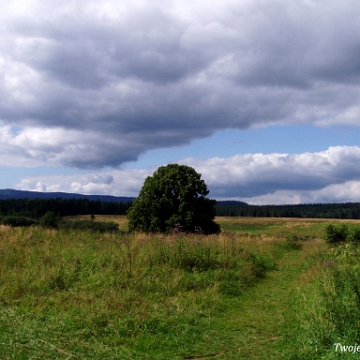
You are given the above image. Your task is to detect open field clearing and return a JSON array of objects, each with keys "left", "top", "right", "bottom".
[{"left": 0, "top": 217, "right": 359, "bottom": 359}]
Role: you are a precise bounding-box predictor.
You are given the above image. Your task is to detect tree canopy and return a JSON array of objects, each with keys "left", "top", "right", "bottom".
[{"left": 127, "top": 164, "right": 220, "bottom": 234}]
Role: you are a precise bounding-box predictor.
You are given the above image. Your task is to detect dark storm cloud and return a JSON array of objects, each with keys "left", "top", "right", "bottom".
[{"left": 1, "top": 0, "right": 360, "bottom": 168}]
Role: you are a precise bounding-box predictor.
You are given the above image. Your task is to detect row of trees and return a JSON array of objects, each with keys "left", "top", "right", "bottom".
[
  {"left": 1, "top": 193, "right": 360, "bottom": 222},
  {"left": 1, "top": 197, "right": 360, "bottom": 222},
  {"left": 215, "top": 202, "right": 360, "bottom": 219},
  {"left": 0, "top": 197, "right": 132, "bottom": 219}
]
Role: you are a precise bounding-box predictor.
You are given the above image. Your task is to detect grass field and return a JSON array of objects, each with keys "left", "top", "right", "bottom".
[{"left": 0, "top": 216, "right": 359, "bottom": 359}]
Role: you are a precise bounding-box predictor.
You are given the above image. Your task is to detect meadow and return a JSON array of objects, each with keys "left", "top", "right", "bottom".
[{"left": 0, "top": 216, "right": 359, "bottom": 359}]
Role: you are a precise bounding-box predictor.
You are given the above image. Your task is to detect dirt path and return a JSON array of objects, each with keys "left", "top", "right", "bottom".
[{"left": 210, "top": 245, "right": 316, "bottom": 359}]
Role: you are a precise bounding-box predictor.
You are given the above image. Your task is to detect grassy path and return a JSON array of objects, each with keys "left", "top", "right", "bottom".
[{"left": 205, "top": 243, "right": 319, "bottom": 360}]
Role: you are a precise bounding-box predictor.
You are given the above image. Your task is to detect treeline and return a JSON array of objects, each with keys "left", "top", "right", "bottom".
[
  {"left": 0, "top": 197, "right": 132, "bottom": 219},
  {"left": 2, "top": 197, "right": 360, "bottom": 221},
  {"left": 215, "top": 202, "right": 360, "bottom": 219}
]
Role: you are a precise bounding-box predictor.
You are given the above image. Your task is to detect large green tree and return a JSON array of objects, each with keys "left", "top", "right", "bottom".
[{"left": 127, "top": 164, "right": 220, "bottom": 234}]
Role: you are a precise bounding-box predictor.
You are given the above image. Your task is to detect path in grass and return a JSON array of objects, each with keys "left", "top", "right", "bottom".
[{"left": 205, "top": 242, "right": 319, "bottom": 360}]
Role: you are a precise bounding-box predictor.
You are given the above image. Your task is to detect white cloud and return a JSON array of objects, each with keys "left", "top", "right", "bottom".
[
  {"left": 16, "top": 146, "right": 360, "bottom": 204},
  {"left": 17, "top": 168, "right": 152, "bottom": 197},
  {"left": 0, "top": 125, "right": 164, "bottom": 168},
  {"left": 310, "top": 181, "right": 360, "bottom": 203},
  {"left": 241, "top": 181, "right": 360, "bottom": 205},
  {"left": 181, "top": 146, "right": 360, "bottom": 197}
]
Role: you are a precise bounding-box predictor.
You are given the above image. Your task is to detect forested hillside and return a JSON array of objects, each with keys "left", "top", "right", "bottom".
[
  {"left": 0, "top": 189, "right": 134, "bottom": 203},
  {"left": 1, "top": 189, "right": 360, "bottom": 220}
]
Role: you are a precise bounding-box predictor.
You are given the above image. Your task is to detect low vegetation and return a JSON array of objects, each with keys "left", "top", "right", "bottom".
[
  {"left": 0, "top": 216, "right": 359, "bottom": 358},
  {"left": 325, "top": 223, "right": 360, "bottom": 244},
  {"left": 0, "top": 211, "right": 120, "bottom": 233},
  {"left": 298, "top": 242, "right": 360, "bottom": 359}
]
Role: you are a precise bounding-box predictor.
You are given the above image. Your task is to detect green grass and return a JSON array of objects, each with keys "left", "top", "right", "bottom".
[
  {"left": 296, "top": 242, "right": 360, "bottom": 359},
  {"left": 0, "top": 223, "right": 285, "bottom": 359},
  {"left": 1, "top": 217, "right": 360, "bottom": 359}
]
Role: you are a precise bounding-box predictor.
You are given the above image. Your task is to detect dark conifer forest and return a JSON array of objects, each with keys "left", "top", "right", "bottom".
[
  {"left": 215, "top": 201, "right": 360, "bottom": 219},
  {"left": 0, "top": 197, "right": 132, "bottom": 219},
  {"left": 0, "top": 192, "right": 360, "bottom": 222}
]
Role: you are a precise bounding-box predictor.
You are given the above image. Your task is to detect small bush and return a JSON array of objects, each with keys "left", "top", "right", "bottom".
[
  {"left": 1, "top": 216, "right": 38, "bottom": 227},
  {"left": 325, "top": 224, "right": 349, "bottom": 244},
  {"left": 350, "top": 227, "right": 360, "bottom": 243},
  {"left": 40, "top": 211, "right": 58, "bottom": 228}
]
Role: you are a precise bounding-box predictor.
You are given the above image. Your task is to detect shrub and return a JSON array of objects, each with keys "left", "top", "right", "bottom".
[
  {"left": 40, "top": 211, "right": 58, "bottom": 228},
  {"left": 350, "top": 226, "right": 360, "bottom": 243},
  {"left": 1, "top": 216, "right": 38, "bottom": 227},
  {"left": 325, "top": 224, "right": 349, "bottom": 244}
]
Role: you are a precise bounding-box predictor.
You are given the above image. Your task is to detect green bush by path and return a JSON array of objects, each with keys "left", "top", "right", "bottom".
[{"left": 325, "top": 223, "right": 360, "bottom": 244}]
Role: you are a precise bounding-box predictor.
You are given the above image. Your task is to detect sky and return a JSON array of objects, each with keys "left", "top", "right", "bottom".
[{"left": 1, "top": 0, "right": 360, "bottom": 205}]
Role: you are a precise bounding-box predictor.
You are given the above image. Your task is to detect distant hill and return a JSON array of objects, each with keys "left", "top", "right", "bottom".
[
  {"left": 0, "top": 189, "right": 249, "bottom": 207},
  {"left": 0, "top": 189, "right": 135, "bottom": 203},
  {"left": 0, "top": 189, "right": 248, "bottom": 206},
  {"left": 216, "top": 200, "right": 249, "bottom": 207}
]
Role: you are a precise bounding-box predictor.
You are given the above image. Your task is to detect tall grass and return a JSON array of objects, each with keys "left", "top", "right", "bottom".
[
  {"left": 0, "top": 225, "right": 286, "bottom": 359},
  {"left": 297, "top": 241, "right": 360, "bottom": 359}
]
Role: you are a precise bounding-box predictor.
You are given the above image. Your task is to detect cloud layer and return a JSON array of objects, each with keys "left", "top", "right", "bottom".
[
  {"left": 1, "top": 0, "right": 360, "bottom": 168},
  {"left": 18, "top": 146, "right": 360, "bottom": 205}
]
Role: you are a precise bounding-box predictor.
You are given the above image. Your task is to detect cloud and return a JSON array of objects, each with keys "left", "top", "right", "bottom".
[
  {"left": 1, "top": 0, "right": 360, "bottom": 168},
  {"left": 240, "top": 181, "right": 360, "bottom": 206},
  {"left": 17, "top": 146, "right": 360, "bottom": 204},
  {"left": 0, "top": 125, "right": 146, "bottom": 167},
  {"left": 182, "top": 146, "right": 360, "bottom": 198},
  {"left": 18, "top": 167, "right": 152, "bottom": 197}
]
